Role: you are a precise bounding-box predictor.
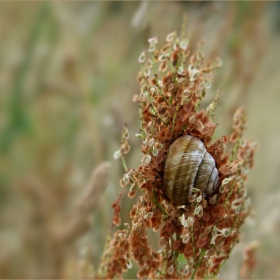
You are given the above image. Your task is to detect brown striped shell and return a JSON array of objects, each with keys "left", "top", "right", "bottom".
[{"left": 163, "top": 135, "right": 219, "bottom": 205}]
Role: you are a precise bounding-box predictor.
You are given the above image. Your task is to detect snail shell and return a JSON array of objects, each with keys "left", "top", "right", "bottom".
[{"left": 163, "top": 135, "right": 219, "bottom": 205}]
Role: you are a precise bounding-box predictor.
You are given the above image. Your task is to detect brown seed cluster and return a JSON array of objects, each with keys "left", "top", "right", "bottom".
[
  {"left": 240, "top": 240, "right": 259, "bottom": 277},
  {"left": 97, "top": 225, "right": 131, "bottom": 279},
  {"left": 113, "top": 27, "right": 257, "bottom": 279},
  {"left": 111, "top": 193, "right": 122, "bottom": 227}
]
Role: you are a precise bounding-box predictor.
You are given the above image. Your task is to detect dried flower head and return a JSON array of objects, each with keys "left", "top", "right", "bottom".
[
  {"left": 111, "top": 23, "right": 257, "bottom": 279},
  {"left": 98, "top": 223, "right": 131, "bottom": 279},
  {"left": 240, "top": 240, "right": 259, "bottom": 277}
]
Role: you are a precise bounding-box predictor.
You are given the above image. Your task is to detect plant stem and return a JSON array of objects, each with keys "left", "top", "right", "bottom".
[
  {"left": 121, "top": 155, "right": 128, "bottom": 172},
  {"left": 191, "top": 249, "right": 206, "bottom": 279},
  {"left": 152, "top": 190, "right": 169, "bottom": 216}
]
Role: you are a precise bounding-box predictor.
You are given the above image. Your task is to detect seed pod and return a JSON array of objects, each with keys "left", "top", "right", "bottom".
[{"left": 163, "top": 135, "right": 219, "bottom": 205}]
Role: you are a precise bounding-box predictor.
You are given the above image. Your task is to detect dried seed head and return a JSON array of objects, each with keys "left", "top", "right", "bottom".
[
  {"left": 114, "top": 22, "right": 256, "bottom": 280},
  {"left": 142, "top": 154, "right": 151, "bottom": 164},
  {"left": 166, "top": 31, "right": 177, "bottom": 43}
]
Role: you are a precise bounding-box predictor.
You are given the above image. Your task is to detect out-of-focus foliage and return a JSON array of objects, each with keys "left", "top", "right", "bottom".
[{"left": 0, "top": 2, "right": 279, "bottom": 279}]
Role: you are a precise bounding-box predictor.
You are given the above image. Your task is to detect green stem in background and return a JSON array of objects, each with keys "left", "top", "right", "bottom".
[
  {"left": 180, "top": 14, "right": 187, "bottom": 41},
  {"left": 1, "top": 3, "right": 51, "bottom": 152}
]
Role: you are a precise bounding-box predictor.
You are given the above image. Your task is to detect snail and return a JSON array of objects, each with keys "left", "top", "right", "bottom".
[{"left": 163, "top": 135, "right": 219, "bottom": 205}]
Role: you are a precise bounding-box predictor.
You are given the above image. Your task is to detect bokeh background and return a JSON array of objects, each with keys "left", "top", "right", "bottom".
[{"left": 0, "top": 1, "right": 280, "bottom": 279}]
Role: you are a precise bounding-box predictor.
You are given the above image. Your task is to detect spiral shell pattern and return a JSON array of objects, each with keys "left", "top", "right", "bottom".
[{"left": 163, "top": 135, "right": 219, "bottom": 205}]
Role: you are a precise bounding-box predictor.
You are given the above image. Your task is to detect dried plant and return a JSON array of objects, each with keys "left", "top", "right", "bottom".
[
  {"left": 98, "top": 21, "right": 258, "bottom": 279},
  {"left": 240, "top": 240, "right": 259, "bottom": 278},
  {"left": 22, "top": 162, "right": 110, "bottom": 278}
]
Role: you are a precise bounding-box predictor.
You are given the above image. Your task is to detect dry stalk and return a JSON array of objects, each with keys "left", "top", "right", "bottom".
[
  {"left": 55, "top": 162, "right": 111, "bottom": 245},
  {"left": 21, "top": 162, "right": 111, "bottom": 278}
]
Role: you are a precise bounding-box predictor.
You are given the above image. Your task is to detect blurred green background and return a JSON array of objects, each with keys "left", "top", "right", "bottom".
[{"left": 0, "top": 1, "right": 280, "bottom": 279}]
